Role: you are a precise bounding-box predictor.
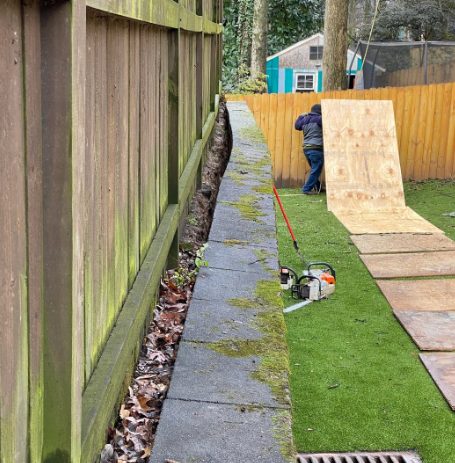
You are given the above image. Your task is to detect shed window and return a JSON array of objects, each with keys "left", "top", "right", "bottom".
[
  {"left": 296, "top": 74, "right": 315, "bottom": 92},
  {"left": 309, "top": 46, "right": 323, "bottom": 60}
]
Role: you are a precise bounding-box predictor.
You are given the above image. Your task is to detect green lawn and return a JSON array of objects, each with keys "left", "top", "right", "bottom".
[{"left": 275, "top": 180, "right": 455, "bottom": 463}]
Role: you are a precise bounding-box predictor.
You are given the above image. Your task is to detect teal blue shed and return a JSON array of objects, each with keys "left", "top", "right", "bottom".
[{"left": 266, "top": 33, "right": 363, "bottom": 94}]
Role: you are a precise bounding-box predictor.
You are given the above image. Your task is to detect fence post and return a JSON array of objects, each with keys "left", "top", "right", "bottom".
[
  {"left": 167, "top": 5, "right": 180, "bottom": 269},
  {"left": 424, "top": 41, "right": 429, "bottom": 85},
  {"left": 196, "top": 0, "right": 204, "bottom": 189},
  {"left": 40, "top": 0, "right": 85, "bottom": 461}
]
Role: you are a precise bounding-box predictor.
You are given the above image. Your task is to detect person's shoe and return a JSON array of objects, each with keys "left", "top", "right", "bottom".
[{"left": 302, "top": 191, "right": 319, "bottom": 195}]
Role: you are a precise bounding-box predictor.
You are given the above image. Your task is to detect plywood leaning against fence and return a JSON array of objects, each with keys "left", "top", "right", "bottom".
[
  {"left": 0, "top": 0, "right": 222, "bottom": 461},
  {"left": 321, "top": 99, "right": 441, "bottom": 235},
  {"left": 227, "top": 84, "right": 455, "bottom": 188}
]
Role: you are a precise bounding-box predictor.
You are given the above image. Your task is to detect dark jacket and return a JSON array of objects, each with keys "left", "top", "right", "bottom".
[{"left": 294, "top": 111, "right": 323, "bottom": 149}]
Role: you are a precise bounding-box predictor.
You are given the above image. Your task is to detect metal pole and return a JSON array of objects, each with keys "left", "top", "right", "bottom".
[
  {"left": 424, "top": 41, "right": 429, "bottom": 85},
  {"left": 347, "top": 41, "right": 361, "bottom": 88},
  {"left": 369, "top": 45, "right": 381, "bottom": 89}
]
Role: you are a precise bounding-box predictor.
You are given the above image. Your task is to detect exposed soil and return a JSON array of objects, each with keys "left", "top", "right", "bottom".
[
  {"left": 100, "top": 103, "right": 231, "bottom": 463},
  {"left": 181, "top": 102, "right": 232, "bottom": 246}
]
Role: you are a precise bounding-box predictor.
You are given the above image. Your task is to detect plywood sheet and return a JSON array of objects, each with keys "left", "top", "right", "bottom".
[
  {"left": 322, "top": 99, "right": 405, "bottom": 214},
  {"left": 394, "top": 311, "right": 455, "bottom": 350},
  {"left": 377, "top": 279, "right": 455, "bottom": 311},
  {"left": 336, "top": 208, "right": 442, "bottom": 235},
  {"left": 351, "top": 233, "right": 455, "bottom": 254},
  {"left": 360, "top": 251, "right": 455, "bottom": 278},
  {"left": 420, "top": 353, "right": 455, "bottom": 410}
]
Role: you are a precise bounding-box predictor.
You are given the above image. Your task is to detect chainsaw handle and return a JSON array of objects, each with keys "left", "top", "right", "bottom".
[
  {"left": 297, "top": 274, "right": 322, "bottom": 293},
  {"left": 307, "top": 262, "right": 336, "bottom": 281}
]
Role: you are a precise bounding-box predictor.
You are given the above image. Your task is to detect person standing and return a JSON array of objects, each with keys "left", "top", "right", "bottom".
[{"left": 294, "top": 103, "right": 324, "bottom": 195}]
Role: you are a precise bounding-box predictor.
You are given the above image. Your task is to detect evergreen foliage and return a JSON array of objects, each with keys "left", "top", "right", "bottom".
[{"left": 223, "top": 0, "right": 324, "bottom": 90}]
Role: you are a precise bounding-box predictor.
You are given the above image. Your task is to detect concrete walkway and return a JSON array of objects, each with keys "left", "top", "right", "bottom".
[{"left": 150, "top": 102, "right": 295, "bottom": 463}]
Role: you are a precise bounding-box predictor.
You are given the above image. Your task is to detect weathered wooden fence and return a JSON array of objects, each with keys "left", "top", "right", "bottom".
[
  {"left": 228, "top": 85, "right": 455, "bottom": 188},
  {"left": 0, "top": 0, "right": 222, "bottom": 461}
]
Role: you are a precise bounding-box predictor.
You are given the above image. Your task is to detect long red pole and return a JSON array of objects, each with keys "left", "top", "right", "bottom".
[{"left": 273, "top": 185, "right": 300, "bottom": 253}]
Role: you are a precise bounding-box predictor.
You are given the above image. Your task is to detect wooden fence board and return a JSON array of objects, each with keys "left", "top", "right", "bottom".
[
  {"left": 0, "top": 2, "right": 28, "bottom": 460},
  {"left": 85, "top": 10, "right": 96, "bottom": 381},
  {"left": 275, "top": 93, "right": 286, "bottom": 188},
  {"left": 282, "top": 93, "right": 294, "bottom": 187},
  {"left": 129, "top": 21, "right": 140, "bottom": 286},
  {"left": 228, "top": 83, "right": 455, "bottom": 187},
  {"left": 429, "top": 84, "right": 445, "bottom": 178},
  {"left": 22, "top": 0, "right": 44, "bottom": 458}
]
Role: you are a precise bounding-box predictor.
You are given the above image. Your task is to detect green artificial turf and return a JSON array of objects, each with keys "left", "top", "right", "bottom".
[{"left": 275, "top": 180, "right": 455, "bottom": 463}]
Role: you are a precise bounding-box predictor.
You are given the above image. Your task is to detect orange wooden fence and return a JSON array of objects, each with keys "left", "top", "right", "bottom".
[{"left": 227, "top": 85, "right": 455, "bottom": 188}]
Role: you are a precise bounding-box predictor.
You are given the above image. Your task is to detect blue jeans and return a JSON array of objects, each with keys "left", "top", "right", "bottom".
[{"left": 302, "top": 149, "right": 324, "bottom": 193}]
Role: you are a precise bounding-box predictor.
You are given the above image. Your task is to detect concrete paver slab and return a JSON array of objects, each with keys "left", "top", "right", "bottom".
[
  {"left": 192, "top": 266, "right": 279, "bottom": 304},
  {"left": 204, "top": 240, "right": 279, "bottom": 274},
  {"left": 167, "top": 342, "right": 289, "bottom": 408},
  {"left": 183, "top": 298, "right": 263, "bottom": 343},
  {"left": 149, "top": 399, "right": 293, "bottom": 463}
]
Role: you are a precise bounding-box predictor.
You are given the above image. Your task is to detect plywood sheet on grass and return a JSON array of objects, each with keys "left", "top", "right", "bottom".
[
  {"left": 377, "top": 279, "right": 455, "bottom": 312},
  {"left": 352, "top": 233, "right": 455, "bottom": 254},
  {"left": 394, "top": 311, "right": 455, "bottom": 351},
  {"left": 336, "top": 209, "right": 442, "bottom": 235},
  {"left": 321, "top": 99, "right": 405, "bottom": 214},
  {"left": 420, "top": 353, "right": 455, "bottom": 410},
  {"left": 360, "top": 251, "right": 455, "bottom": 278}
]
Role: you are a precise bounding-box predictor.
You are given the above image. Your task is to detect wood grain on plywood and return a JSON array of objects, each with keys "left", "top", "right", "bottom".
[
  {"left": 321, "top": 99, "right": 405, "bottom": 214},
  {"left": 420, "top": 353, "right": 455, "bottom": 410},
  {"left": 351, "top": 233, "right": 455, "bottom": 254},
  {"left": 336, "top": 208, "right": 442, "bottom": 235},
  {"left": 360, "top": 251, "right": 455, "bottom": 278},
  {"left": 394, "top": 311, "right": 455, "bottom": 351},
  {"left": 377, "top": 279, "right": 455, "bottom": 312}
]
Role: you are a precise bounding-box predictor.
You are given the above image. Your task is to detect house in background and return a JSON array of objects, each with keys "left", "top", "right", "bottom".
[{"left": 266, "top": 32, "right": 363, "bottom": 94}]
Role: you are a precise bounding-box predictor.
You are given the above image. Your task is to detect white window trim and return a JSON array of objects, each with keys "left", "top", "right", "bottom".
[{"left": 294, "top": 72, "right": 316, "bottom": 93}]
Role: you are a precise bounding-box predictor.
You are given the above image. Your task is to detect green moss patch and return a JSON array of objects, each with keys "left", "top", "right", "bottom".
[
  {"left": 275, "top": 182, "right": 455, "bottom": 463},
  {"left": 222, "top": 194, "right": 267, "bottom": 223},
  {"left": 223, "top": 239, "right": 251, "bottom": 247}
]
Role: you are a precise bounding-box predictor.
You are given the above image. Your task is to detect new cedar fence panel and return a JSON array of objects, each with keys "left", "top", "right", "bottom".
[
  {"left": 227, "top": 84, "right": 455, "bottom": 188},
  {"left": 0, "top": 0, "right": 222, "bottom": 461}
]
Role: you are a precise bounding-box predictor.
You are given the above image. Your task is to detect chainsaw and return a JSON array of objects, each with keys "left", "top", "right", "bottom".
[
  {"left": 273, "top": 186, "right": 336, "bottom": 312},
  {"left": 280, "top": 263, "right": 336, "bottom": 301}
]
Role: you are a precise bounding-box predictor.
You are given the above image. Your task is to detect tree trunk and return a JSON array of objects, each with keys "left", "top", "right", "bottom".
[
  {"left": 237, "top": 0, "right": 254, "bottom": 70},
  {"left": 251, "top": 0, "right": 269, "bottom": 75},
  {"left": 322, "top": 0, "right": 350, "bottom": 91}
]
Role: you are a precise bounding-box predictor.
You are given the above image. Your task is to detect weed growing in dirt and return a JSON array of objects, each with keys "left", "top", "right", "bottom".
[{"left": 275, "top": 182, "right": 455, "bottom": 463}]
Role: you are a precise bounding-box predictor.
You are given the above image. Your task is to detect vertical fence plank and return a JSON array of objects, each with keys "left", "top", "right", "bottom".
[
  {"left": 129, "top": 21, "right": 140, "bottom": 286},
  {"left": 268, "top": 93, "right": 278, "bottom": 176},
  {"left": 422, "top": 84, "right": 437, "bottom": 180},
  {"left": 444, "top": 83, "right": 455, "bottom": 178},
  {"left": 94, "top": 13, "right": 109, "bottom": 366},
  {"left": 41, "top": 0, "right": 85, "bottom": 459},
  {"left": 160, "top": 29, "right": 169, "bottom": 217},
  {"left": 290, "top": 93, "right": 302, "bottom": 188},
  {"left": 414, "top": 85, "right": 428, "bottom": 180},
  {"left": 282, "top": 93, "right": 294, "bottom": 188},
  {"left": 399, "top": 87, "right": 413, "bottom": 178},
  {"left": 275, "top": 93, "right": 286, "bottom": 188},
  {"left": 429, "top": 84, "right": 445, "bottom": 178},
  {"left": 261, "top": 94, "right": 270, "bottom": 139},
  {"left": 167, "top": 26, "right": 180, "bottom": 268},
  {"left": 85, "top": 10, "right": 96, "bottom": 382},
  {"left": 22, "top": 0, "right": 44, "bottom": 458},
  {"left": 296, "top": 94, "right": 307, "bottom": 189},
  {"left": 0, "top": 2, "right": 28, "bottom": 460},
  {"left": 437, "top": 83, "right": 453, "bottom": 178}
]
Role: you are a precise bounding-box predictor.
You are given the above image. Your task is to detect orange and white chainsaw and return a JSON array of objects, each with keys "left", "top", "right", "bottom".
[{"left": 273, "top": 186, "right": 336, "bottom": 313}]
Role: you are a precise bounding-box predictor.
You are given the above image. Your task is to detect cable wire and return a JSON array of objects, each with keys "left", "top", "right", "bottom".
[{"left": 360, "top": 0, "right": 381, "bottom": 72}]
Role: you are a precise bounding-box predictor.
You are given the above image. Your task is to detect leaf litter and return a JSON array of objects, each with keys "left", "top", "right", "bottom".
[{"left": 100, "top": 103, "right": 231, "bottom": 463}]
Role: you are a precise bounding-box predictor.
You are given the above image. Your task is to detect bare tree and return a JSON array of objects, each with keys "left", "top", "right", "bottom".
[
  {"left": 251, "top": 0, "right": 269, "bottom": 75},
  {"left": 322, "top": 0, "right": 351, "bottom": 91}
]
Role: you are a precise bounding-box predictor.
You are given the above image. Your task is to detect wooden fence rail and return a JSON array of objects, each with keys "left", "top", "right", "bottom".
[
  {"left": 0, "top": 0, "right": 222, "bottom": 461},
  {"left": 227, "top": 85, "right": 455, "bottom": 188}
]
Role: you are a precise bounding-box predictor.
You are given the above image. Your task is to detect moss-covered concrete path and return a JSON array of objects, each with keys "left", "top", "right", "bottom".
[{"left": 150, "top": 102, "right": 295, "bottom": 463}]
